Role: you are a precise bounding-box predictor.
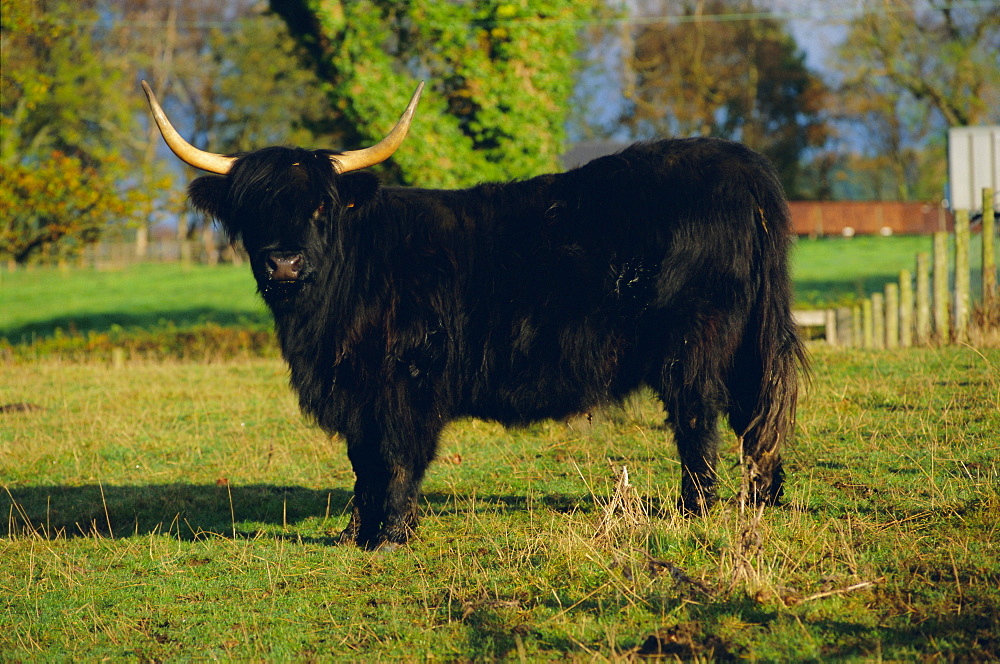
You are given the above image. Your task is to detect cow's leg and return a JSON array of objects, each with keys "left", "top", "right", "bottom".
[
  {"left": 344, "top": 418, "right": 439, "bottom": 550},
  {"left": 657, "top": 349, "right": 726, "bottom": 516},
  {"left": 666, "top": 393, "right": 722, "bottom": 515},
  {"left": 344, "top": 446, "right": 390, "bottom": 548},
  {"left": 336, "top": 506, "right": 360, "bottom": 545},
  {"left": 379, "top": 460, "right": 429, "bottom": 547},
  {"left": 726, "top": 328, "right": 802, "bottom": 509},
  {"left": 729, "top": 388, "right": 788, "bottom": 508}
]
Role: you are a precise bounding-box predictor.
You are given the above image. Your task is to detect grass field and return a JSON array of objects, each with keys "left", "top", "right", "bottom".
[
  {"left": 2, "top": 349, "right": 998, "bottom": 659},
  {"left": 1, "top": 235, "right": 940, "bottom": 346},
  {"left": 2, "top": 238, "right": 999, "bottom": 659},
  {"left": 0, "top": 262, "right": 268, "bottom": 344},
  {"left": 791, "top": 235, "right": 934, "bottom": 308}
]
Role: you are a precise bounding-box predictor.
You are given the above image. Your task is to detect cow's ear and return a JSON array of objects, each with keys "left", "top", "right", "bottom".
[
  {"left": 188, "top": 175, "right": 233, "bottom": 232},
  {"left": 337, "top": 172, "right": 380, "bottom": 209}
]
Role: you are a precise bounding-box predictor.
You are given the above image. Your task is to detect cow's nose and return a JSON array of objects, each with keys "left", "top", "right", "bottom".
[{"left": 266, "top": 253, "right": 304, "bottom": 281}]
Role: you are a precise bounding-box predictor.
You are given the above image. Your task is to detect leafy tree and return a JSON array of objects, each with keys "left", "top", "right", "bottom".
[
  {"left": 0, "top": 154, "right": 152, "bottom": 264},
  {"left": 618, "top": 0, "right": 829, "bottom": 198},
  {"left": 0, "top": 0, "right": 156, "bottom": 263},
  {"left": 839, "top": 0, "right": 999, "bottom": 129},
  {"left": 270, "top": 0, "right": 601, "bottom": 188},
  {"left": 97, "top": 0, "right": 339, "bottom": 258},
  {"left": 187, "top": 11, "right": 342, "bottom": 155},
  {"left": 107, "top": 0, "right": 327, "bottom": 156},
  {"left": 833, "top": 0, "right": 1000, "bottom": 201},
  {"left": 182, "top": 8, "right": 346, "bottom": 258}
]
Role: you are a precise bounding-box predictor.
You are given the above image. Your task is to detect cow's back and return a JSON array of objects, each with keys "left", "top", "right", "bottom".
[{"left": 441, "top": 138, "right": 785, "bottom": 425}]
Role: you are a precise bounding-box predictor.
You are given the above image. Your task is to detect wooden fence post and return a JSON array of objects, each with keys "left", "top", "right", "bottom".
[
  {"left": 954, "top": 209, "right": 970, "bottom": 344},
  {"left": 862, "top": 299, "right": 874, "bottom": 349},
  {"left": 178, "top": 215, "right": 192, "bottom": 266},
  {"left": 852, "top": 304, "right": 862, "bottom": 348},
  {"left": 899, "top": 269, "right": 913, "bottom": 347},
  {"left": 825, "top": 309, "right": 838, "bottom": 345},
  {"left": 872, "top": 292, "right": 885, "bottom": 349},
  {"left": 933, "top": 231, "right": 950, "bottom": 343},
  {"left": 836, "top": 307, "right": 853, "bottom": 346},
  {"left": 885, "top": 283, "right": 899, "bottom": 348},
  {"left": 984, "top": 187, "right": 996, "bottom": 303},
  {"left": 915, "top": 252, "right": 930, "bottom": 345}
]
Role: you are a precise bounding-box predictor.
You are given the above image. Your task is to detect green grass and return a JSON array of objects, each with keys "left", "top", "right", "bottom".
[
  {"left": 2, "top": 243, "right": 998, "bottom": 658},
  {"left": 0, "top": 262, "right": 269, "bottom": 344},
  {"left": 1, "top": 236, "right": 943, "bottom": 348},
  {"left": 2, "top": 348, "right": 999, "bottom": 659},
  {"left": 792, "top": 234, "right": 934, "bottom": 308},
  {"left": 792, "top": 233, "right": 994, "bottom": 308}
]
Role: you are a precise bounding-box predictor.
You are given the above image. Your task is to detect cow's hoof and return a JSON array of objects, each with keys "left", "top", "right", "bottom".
[
  {"left": 677, "top": 494, "right": 716, "bottom": 517},
  {"left": 335, "top": 528, "right": 358, "bottom": 546}
]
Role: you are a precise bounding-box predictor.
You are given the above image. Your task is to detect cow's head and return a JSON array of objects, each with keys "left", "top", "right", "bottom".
[{"left": 141, "top": 81, "right": 422, "bottom": 307}]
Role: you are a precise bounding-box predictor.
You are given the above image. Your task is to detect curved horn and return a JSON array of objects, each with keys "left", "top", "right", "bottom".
[
  {"left": 332, "top": 82, "right": 424, "bottom": 174},
  {"left": 141, "top": 80, "right": 236, "bottom": 175}
]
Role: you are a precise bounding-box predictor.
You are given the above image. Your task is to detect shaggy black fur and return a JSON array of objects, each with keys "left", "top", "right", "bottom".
[{"left": 188, "top": 138, "right": 807, "bottom": 549}]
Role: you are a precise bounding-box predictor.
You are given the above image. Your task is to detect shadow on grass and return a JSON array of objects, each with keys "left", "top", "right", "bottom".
[
  {"left": 1, "top": 484, "right": 603, "bottom": 542},
  {"left": 668, "top": 579, "right": 999, "bottom": 660},
  {"left": 1, "top": 307, "right": 272, "bottom": 343},
  {"left": 794, "top": 267, "right": 986, "bottom": 309},
  {"left": 7, "top": 484, "right": 995, "bottom": 659},
  {"left": 3, "top": 483, "right": 344, "bottom": 541},
  {"left": 687, "top": 598, "right": 996, "bottom": 660}
]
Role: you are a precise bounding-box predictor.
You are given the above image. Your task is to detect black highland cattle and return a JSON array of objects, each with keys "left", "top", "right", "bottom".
[{"left": 143, "top": 81, "right": 807, "bottom": 550}]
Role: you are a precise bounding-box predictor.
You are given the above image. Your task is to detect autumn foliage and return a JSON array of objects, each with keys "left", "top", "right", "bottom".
[
  {"left": 0, "top": 0, "right": 159, "bottom": 265},
  {"left": 0, "top": 153, "right": 146, "bottom": 263}
]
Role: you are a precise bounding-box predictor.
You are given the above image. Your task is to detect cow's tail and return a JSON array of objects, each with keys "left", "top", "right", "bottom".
[{"left": 728, "top": 180, "right": 809, "bottom": 507}]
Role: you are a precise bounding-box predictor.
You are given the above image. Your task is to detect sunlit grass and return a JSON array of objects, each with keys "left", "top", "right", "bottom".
[
  {"left": 1, "top": 235, "right": 946, "bottom": 346},
  {"left": 3, "top": 347, "right": 998, "bottom": 659},
  {"left": 0, "top": 263, "right": 268, "bottom": 343},
  {"left": 791, "top": 234, "right": 934, "bottom": 307},
  {"left": 3, "top": 245, "right": 997, "bottom": 657}
]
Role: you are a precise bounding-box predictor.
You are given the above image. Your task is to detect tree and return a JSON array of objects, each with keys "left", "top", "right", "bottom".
[
  {"left": 618, "top": 0, "right": 829, "bottom": 198},
  {"left": 0, "top": 154, "right": 150, "bottom": 264},
  {"left": 97, "top": 0, "right": 340, "bottom": 259},
  {"left": 833, "top": 0, "right": 1000, "bottom": 201},
  {"left": 270, "top": 0, "right": 601, "bottom": 188},
  {"left": 181, "top": 8, "right": 346, "bottom": 260},
  {"left": 839, "top": 0, "right": 999, "bottom": 129},
  {"left": 1, "top": 0, "right": 156, "bottom": 264},
  {"left": 109, "top": 0, "right": 322, "bottom": 156},
  {"left": 190, "top": 11, "right": 343, "bottom": 154}
]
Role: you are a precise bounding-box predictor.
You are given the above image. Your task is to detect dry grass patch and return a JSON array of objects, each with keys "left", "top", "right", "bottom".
[{"left": 2, "top": 347, "right": 999, "bottom": 659}]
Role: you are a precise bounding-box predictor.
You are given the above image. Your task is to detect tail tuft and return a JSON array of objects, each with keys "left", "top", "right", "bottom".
[{"left": 729, "top": 193, "right": 809, "bottom": 505}]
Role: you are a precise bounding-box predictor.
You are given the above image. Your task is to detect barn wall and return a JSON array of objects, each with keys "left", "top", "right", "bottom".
[{"left": 788, "top": 201, "right": 950, "bottom": 237}]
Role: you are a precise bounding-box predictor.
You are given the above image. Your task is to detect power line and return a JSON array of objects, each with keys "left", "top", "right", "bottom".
[
  {"left": 619, "top": 0, "right": 1000, "bottom": 27},
  {"left": 61, "top": 0, "right": 1000, "bottom": 32}
]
